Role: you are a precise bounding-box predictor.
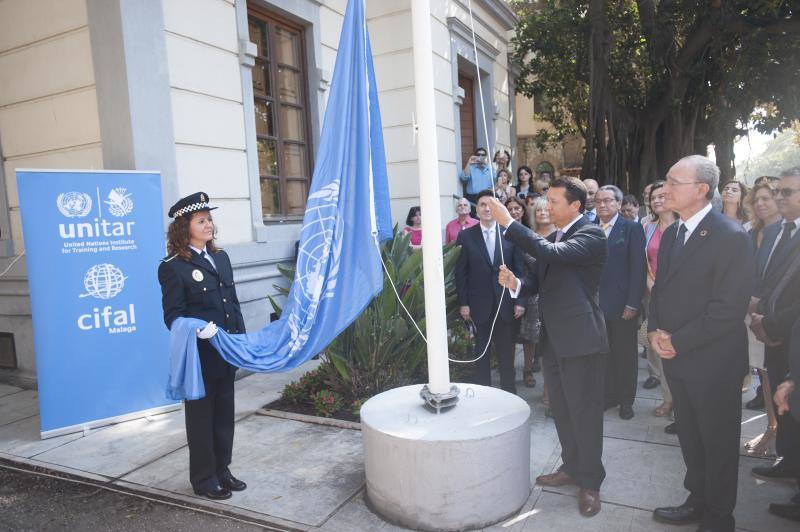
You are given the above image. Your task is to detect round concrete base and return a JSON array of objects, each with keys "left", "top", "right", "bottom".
[{"left": 360, "top": 384, "right": 531, "bottom": 531}]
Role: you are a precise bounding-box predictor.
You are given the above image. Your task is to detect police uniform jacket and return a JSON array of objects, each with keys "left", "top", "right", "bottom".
[{"left": 158, "top": 248, "right": 245, "bottom": 380}]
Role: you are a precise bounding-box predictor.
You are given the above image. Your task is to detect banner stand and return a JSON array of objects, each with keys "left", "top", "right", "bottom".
[{"left": 40, "top": 403, "right": 181, "bottom": 440}]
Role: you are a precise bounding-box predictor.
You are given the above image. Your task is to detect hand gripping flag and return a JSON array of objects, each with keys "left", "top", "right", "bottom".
[{"left": 167, "top": 0, "right": 392, "bottom": 399}]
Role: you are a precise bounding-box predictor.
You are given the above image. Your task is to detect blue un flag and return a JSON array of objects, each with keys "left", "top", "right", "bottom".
[{"left": 165, "top": 0, "right": 393, "bottom": 386}]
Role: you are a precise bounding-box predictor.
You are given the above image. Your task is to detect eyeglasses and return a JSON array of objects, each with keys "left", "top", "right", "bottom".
[
  {"left": 595, "top": 198, "right": 618, "bottom": 205},
  {"left": 664, "top": 179, "right": 701, "bottom": 187},
  {"left": 774, "top": 188, "right": 800, "bottom": 198}
]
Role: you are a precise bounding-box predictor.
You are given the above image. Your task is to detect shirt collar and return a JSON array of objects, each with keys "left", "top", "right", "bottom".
[
  {"left": 560, "top": 213, "right": 585, "bottom": 234},
  {"left": 480, "top": 221, "right": 497, "bottom": 232},
  {"left": 783, "top": 216, "right": 800, "bottom": 229},
  {"left": 189, "top": 245, "right": 208, "bottom": 256},
  {"left": 600, "top": 213, "right": 619, "bottom": 228},
  {"left": 679, "top": 203, "right": 713, "bottom": 236}
]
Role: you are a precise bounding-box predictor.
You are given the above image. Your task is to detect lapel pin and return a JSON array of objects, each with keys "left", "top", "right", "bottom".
[
  {"left": 699, "top": 229, "right": 708, "bottom": 237},
  {"left": 192, "top": 269, "right": 204, "bottom": 282}
]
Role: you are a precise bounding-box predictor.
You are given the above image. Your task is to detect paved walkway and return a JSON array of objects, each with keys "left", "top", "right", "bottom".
[{"left": 0, "top": 355, "right": 796, "bottom": 531}]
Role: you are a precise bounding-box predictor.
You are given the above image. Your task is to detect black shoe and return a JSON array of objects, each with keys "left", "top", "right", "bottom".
[
  {"left": 619, "top": 405, "right": 634, "bottom": 420},
  {"left": 643, "top": 376, "right": 660, "bottom": 389},
  {"left": 532, "top": 359, "right": 541, "bottom": 373},
  {"left": 652, "top": 503, "right": 703, "bottom": 524},
  {"left": 752, "top": 461, "right": 797, "bottom": 483},
  {"left": 745, "top": 395, "right": 765, "bottom": 410},
  {"left": 664, "top": 422, "right": 677, "bottom": 434},
  {"left": 220, "top": 474, "right": 247, "bottom": 492},
  {"left": 769, "top": 500, "right": 800, "bottom": 521},
  {"left": 194, "top": 484, "right": 232, "bottom": 500}
]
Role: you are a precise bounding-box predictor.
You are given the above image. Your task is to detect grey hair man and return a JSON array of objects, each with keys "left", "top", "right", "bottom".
[{"left": 648, "top": 155, "right": 754, "bottom": 531}]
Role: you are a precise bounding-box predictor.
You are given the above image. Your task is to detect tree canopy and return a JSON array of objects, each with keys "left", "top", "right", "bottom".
[{"left": 511, "top": 0, "right": 800, "bottom": 193}]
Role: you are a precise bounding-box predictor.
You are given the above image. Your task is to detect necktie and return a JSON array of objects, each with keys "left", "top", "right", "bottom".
[
  {"left": 554, "top": 230, "right": 564, "bottom": 243},
  {"left": 669, "top": 224, "right": 688, "bottom": 271},
  {"left": 484, "top": 228, "right": 495, "bottom": 262},
  {"left": 766, "top": 221, "right": 796, "bottom": 274},
  {"left": 601, "top": 222, "right": 610, "bottom": 235},
  {"left": 200, "top": 250, "right": 217, "bottom": 271}
]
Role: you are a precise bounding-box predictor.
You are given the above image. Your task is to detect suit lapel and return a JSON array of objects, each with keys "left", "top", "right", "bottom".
[
  {"left": 190, "top": 249, "right": 219, "bottom": 277},
  {"left": 606, "top": 218, "right": 623, "bottom": 245},
  {"left": 473, "top": 226, "right": 493, "bottom": 267},
  {"left": 662, "top": 212, "right": 714, "bottom": 284}
]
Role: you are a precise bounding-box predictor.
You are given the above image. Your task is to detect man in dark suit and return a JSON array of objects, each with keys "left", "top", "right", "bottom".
[
  {"left": 583, "top": 178, "right": 599, "bottom": 223},
  {"left": 596, "top": 185, "right": 647, "bottom": 420},
  {"left": 455, "top": 189, "right": 524, "bottom": 393},
  {"left": 648, "top": 156, "right": 754, "bottom": 532},
  {"left": 488, "top": 178, "right": 608, "bottom": 517},
  {"left": 769, "top": 317, "right": 800, "bottom": 522},
  {"left": 749, "top": 167, "right": 800, "bottom": 484}
]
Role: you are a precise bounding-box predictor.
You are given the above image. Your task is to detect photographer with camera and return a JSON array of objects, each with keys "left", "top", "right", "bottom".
[{"left": 459, "top": 147, "right": 494, "bottom": 210}]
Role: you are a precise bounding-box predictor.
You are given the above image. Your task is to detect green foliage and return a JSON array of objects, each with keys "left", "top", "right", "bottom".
[
  {"left": 311, "top": 389, "right": 344, "bottom": 418},
  {"left": 279, "top": 364, "right": 328, "bottom": 404},
  {"left": 510, "top": 0, "right": 800, "bottom": 187},
  {"left": 270, "top": 226, "right": 464, "bottom": 404}
]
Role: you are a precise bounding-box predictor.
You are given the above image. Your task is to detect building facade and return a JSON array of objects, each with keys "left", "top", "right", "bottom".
[{"left": 0, "top": 0, "right": 516, "bottom": 387}]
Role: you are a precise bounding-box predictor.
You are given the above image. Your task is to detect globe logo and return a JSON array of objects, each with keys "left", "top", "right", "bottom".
[
  {"left": 56, "top": 192, "right": 92, "bottom": 218},
  {"left": 80, "top": 263, "right": 127, "bottom": 300},
  {"left": 104, "top": 187, "right": 134, "bottom": 217}
]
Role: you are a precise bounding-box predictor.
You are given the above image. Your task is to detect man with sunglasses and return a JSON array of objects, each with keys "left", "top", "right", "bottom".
[{"left": 749, "top": 167, "right": 800, "bottom": 492}]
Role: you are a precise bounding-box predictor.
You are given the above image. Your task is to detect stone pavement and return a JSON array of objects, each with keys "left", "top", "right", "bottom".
[{"left": 0, "top": 355, "right": 796, "bottom": 532}]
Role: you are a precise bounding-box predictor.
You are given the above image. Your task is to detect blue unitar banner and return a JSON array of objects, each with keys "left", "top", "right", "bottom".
[{"left": 17, "top": 170, "right": 178, "bottom": 438}]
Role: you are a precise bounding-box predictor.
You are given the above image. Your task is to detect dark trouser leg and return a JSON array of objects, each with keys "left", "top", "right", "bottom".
[
  {"left": 541, "top": 340, "right": 579, "bottom": 477},
  {"left": 213, "top": 370, "right": 236, "bottom": 477},
  {"left": 667, "top": 366, "right": 742, "bottom": 531},
  {"left": 559, "top": 353, "right": 606, "bottom": 491},
  {"left": 185, "top": 393, "right": 218, "bottom": 492},
  {"left": 605, "top": 318, "right": 638, "bottom": 407},
  {"left": 494, "top": 318, "right": 517, "bottom": 394},
  {"left": 472, "top": 319, "right": 492, "bottom": 386},
  {"left": 777, "top": 411, "right": 800, "bottom": 480},
  {"left": 766, "top": 349, "right": 795, "bottom": 463}
]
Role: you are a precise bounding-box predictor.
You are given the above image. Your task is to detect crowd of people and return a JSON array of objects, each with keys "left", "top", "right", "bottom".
[{"left": 406, "top": 146, "right": 800, "bottom": 530}]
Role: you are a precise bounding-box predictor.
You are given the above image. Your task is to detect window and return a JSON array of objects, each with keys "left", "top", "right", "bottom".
[{"left": 248, "top": 8, "right": 312, "bottom": 221}]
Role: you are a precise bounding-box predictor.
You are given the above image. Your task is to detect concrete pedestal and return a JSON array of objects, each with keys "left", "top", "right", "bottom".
[{"left": 360, "top": 384, "right": 531, "bottom": 531}]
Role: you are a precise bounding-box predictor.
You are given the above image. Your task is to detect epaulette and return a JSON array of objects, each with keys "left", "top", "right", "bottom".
[{"left": 160, "top": 254, "right": 178, "bottom": 263}]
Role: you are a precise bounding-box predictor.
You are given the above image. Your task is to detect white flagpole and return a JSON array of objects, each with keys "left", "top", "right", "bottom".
[{"left": 410, "top": 0, "right": 451, "bottom": 396}]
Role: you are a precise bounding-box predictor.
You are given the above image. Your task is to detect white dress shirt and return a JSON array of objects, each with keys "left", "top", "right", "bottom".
[
  {"left": 600, "top": 213, "right": 619, "bottom": 236},
  {"left": 190, "top": 245, "right": 217, "bottom": 270},
  {"left": 677, "top": 203, "right": 713, "bottom": 244}
]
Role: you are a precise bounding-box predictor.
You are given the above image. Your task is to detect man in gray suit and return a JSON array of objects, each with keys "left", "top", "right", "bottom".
[{"left": 489, "top": 178, "right": 608, "bottom": 517}]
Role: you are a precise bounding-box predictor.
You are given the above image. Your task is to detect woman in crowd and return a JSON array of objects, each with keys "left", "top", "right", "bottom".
[
  {"left": 494, "top": 169, "right": 516, "bottom": 203},
  {"left": 505, "top": 196, "right": 536, "bottom": 387},
  {"left": 494, "top": 149, "right": 511, "bottom": 174},
  {"left": 158, "top": 192, "right": 247, "bottom": 500},
  {"left": 403, "top": 206, "right": 422, "bottom": 249},
  {"left": 516, "top": 165, "right": 534, "bottom": 200},
  {"left": 641, "top": 181, "right": 677, "bottom": 431},
  {"left": 744, "top": 176, "right": 782, "bottom": 457},
  {"left": 721, "top": 179, "right": 749, "bottom": 224},
  {"left": 522, "top": 196, "right": 556, "bottom": 404}
]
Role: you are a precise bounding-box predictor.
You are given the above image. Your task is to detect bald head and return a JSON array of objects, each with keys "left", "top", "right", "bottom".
[{"left": 583, "top": 179, "right": 599, "bottom": 210}]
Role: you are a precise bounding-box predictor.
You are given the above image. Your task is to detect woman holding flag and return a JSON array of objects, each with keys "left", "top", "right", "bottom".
[{"left": 158, "top": 192, "right": 247, "bottom": 500}]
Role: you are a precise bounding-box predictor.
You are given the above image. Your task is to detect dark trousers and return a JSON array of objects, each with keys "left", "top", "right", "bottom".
[
  {"left": 472, "top": 316, "right": 516, "bottom": 393},
  {"left": 542, "top": 335, "right": 606, "bottom": 490},
  {"left": 603, "top": 317, "right": 639, "bottom": 407},
  {"left": 765, "top": 348, "right": 796, "bottom": 467},
  {"left": 666, "top": 365, "right": 743, "bottom": 531},
  {"left": 184, "top": 369, "right": 235, "bottom": 492},
  {"left": 777, "top": 412, "right": 800, "bottom": 489}
]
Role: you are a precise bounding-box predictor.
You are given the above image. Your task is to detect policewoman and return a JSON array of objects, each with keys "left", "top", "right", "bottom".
[{"left": 157, "top": 192, "right": 246, "bottom": 500}]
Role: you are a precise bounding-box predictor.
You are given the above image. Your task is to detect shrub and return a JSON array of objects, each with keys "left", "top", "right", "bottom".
[
  {"left": 279, "top": 380, "right": 306, "bottom": 405},
  {"left": 312, "top": 390, "right": 344, "bottom": 418}
]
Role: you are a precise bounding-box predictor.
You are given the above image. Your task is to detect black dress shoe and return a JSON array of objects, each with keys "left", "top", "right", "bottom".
[
  {"left": 752, "top": 461, "right": 796, "bottom": 483},
  {"left": 220, "top": 474, "right": 247, "bottom": 492},
  {"left": 643, "top": 376, "right": 660, "bottom": 389},
  {"left": 770, "top": 500, "right": 800, "bottom": 521},
  {"left": 194, "top": 485, "right": 232, "bottom": 500},
  {"left": 619, "top": 405, "right": 634, "bottom": 420},
  {"left": 745, "top": 395, "right": 765, "bottom": 410},
  {"left": 652, "top": 503, "right": 703, "bottom": 524},
  {"left": 664, "top": 422, "right": 677, "bottom": 434}
]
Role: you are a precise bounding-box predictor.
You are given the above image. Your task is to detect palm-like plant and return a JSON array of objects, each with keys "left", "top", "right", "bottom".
[{"left": 269, "top": 227, "right": 463, "bottom": 401}]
